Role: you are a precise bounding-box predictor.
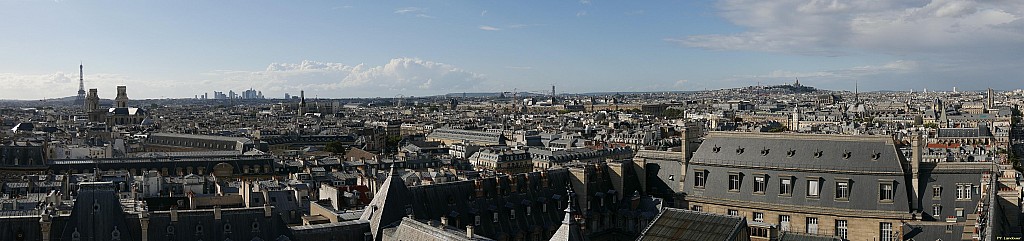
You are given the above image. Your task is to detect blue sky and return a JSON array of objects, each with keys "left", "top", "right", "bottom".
[{"left": 1, "top": 0, "right": 1022, "bottom": 99}]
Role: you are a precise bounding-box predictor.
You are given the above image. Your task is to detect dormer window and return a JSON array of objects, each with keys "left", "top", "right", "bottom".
[
  {"left": 814, "top": 151, "right": 823, "bottom": 158},
  {"left": 787, "top": 150, "right": 796, "bottom": 157}
]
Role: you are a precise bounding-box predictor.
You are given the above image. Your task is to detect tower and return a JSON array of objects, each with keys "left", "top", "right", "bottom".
[
  {"left": 298, "top": 90, "right": 307, "bottom": 116},
  {"left": 987, "top": 88, "right": 994, "bottom": 110},
  {"left": 791, "top": 106, "right": 800, "bottom": 130},
  {"left": 551, "top": 85, "right": 556, "bottom": 105},
  {"left": 85, "top": 89, "right": 101, "bottom": 122},
  {"left": 75, "top": 64, "right": 86, "bottom": 107},
  {"left": 114, "top": 86, "right": 129, "bottom": 108},
  {"left": 85, "top": 89, "right": 99, "bottom": 112}
]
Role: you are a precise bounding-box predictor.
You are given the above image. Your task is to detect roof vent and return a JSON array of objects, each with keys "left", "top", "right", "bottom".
[
  {"left": 842, "top": 151, "right": 852, "bottom": 159},
  {"left": 871, "top": 153, "right": 881, "bottom": 160},
  {"left": 736, "top": 147, "right": 745, "bottom": 155},
  {"left": 814, "top": 150, "right": 823, "bottom": 158},
  {"left": 787, "top": 149, "right": 796, "bottom": 157},
  {"left": 712, "top": 146, "right": 721, "bottom": 153},
  {"left": 760, "top": 148, "right": 770, "bottom": 156}
]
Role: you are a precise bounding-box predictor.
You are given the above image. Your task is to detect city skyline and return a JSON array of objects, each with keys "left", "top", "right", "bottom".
[{"left": 2, "top": 1, "right": 1023, "bottom": 100}]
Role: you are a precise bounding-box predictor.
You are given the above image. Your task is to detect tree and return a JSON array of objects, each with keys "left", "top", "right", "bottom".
[{"left": 324, "top": 141, "right": 347, "bottom": 154}]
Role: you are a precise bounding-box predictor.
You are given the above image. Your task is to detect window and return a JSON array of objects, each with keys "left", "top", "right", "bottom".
[
  {"left": 806, "top": 217, "right": 818, "bottom": 234},
  {"left": 835, "top": 220, "right": 848, "bottom": 239},
  {"left": 880, "top": 222, "right": 895, "bottom": 241},
  {"left": 780, "top": 177, "right": 793, "bottom": 196},
  {"left": 753, "top": 212, "right": 764, "bottom": 222},
  {"left": 933, "top": 205, "right": 942, "bottom": 217},
  {"left": 668, "top": 175, "right": 674, "bottom": 181},
  {"left": 879, "top": 182, "right": 894, "bottom": 202},
  {"left": 754, "top": 175, "right": 767, "bottom": 194},
  {"left": 836, "top": 181, "right": 850, "bottom": 200},
  {"left": 933, "top": 185, "right": 942, "bottom": 199},
  {"left": 728, "top": 209, "right": 738, "bottom": 216},
  {"left": 691, "top": 205, "right": 702, "bottom": 212},
  {"left": 543, "top": 203, "right": 547, "bottom": 213},
  {"left": 694, "top": 171, "right": 706, "bottom": 189},
  {"left": 956, "top": 184, "right": 972, "bottom": 200},
  {"left": 807, "top": 179, "right": 820, "bottom": 197},
  {"left": 955, "top": 208, "right": 964, "bottom": 218},
  {"left": 728, "top": 173, "right": 742, "bottom": 191},
  {"left": 493, "top": 212, "right": 498, "bottom": 223},
  {"left": 475, "top": 215, "right": 481, "bottom": 226},
  {"left": 779, "top": 215, "right": 791, "bottom": 232},
  {"left": 510, "top": 210, "right": 515, "bottom": 220},
  {"left": 527, "top": 206, "right": 532, "bottom": 216}
]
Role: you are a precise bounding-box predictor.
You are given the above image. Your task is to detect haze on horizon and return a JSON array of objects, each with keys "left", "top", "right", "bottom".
[{"left": 2, "top": 0, "right": 1023, "bottom": 100}]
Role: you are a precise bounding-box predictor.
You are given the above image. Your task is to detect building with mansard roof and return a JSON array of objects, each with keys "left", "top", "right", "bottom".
[{"left": 678, "top": 132, "right": 1001, "bottom": 241}]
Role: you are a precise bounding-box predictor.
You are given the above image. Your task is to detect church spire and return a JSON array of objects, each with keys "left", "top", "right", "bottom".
[{"left": 549, "top": 186, "right": 587, "bottom": 241}]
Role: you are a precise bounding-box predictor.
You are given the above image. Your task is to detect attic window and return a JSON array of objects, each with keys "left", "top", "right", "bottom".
[
  {"left": 736, "top": 147, "right": 745, "bottom": 155},
  {"left": 760, "top": 148, "right": 770, "bottom": 156},
  {"left": 872, "top": 153, "right": 881, "bottom": 160},
  {"left": 712, "top": 146, "right": 721, "bottom": 153},
  {"left": 814, "top": 151, "right": 823, "bottom": 158},
  {"left": 787, "top": 150, "right": 796, "bottom": 157},
  {"left": 842, "top": 151, "right": 852, "bottom": 159}
]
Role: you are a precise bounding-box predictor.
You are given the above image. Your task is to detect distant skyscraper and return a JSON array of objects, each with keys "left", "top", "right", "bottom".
[
  {"left": 74, "top": 64, "right": 86, "bottom": 107},
  {"left": 298, "top": 90, "right": 307, "bottom": 116},
  {"left": 284, "top": 93, "right": 290, "bottom": 100}
]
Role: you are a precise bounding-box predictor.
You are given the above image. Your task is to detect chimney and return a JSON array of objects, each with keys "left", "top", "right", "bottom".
[
  {"left": 170, "top": 207, "right": 179, "bottom": 222},
  {"left": 910, "top": 129, "right": 923, "bottom": 210},
  {"left": 440, "top": 216, "right": 448, "bottom": 228},
  {"left": 214, "top": 205, "right": 222, "bottom": 220},
  {"left": 466, "top": 225, "right": 474, "bottom": 238}
]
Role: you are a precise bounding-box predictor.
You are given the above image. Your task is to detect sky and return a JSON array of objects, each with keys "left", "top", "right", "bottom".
[{"left": 1, "top": 0, "right": 1023, "bottom": 100}]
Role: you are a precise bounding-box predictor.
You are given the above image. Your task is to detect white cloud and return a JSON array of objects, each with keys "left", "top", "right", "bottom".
[
  {"left": 674, "top": 0, "right": 1024, "bottom": 57},
  {"left": 0, "top": 71, "right": 189, "bottom": 100},
  {"left": 576, "top": 10, "right": 588, "bottom": 17},
  {"left": 481, "top": 10, "right": 487, "bottom": 16},
  {"left": 0, "top": 58, "right": 489, "bottom": 100},
  {"left": 673, "top": 79, "right": 689, "bottom": 87},
  {"left": 214, "top": 58, "right": 488, "bottom": 98},
  {"left": 394, "top": 7, "right": 433, "bottom": 18},
  {"left": 478, "top": 25, "right": 501, "bottom": 31}
]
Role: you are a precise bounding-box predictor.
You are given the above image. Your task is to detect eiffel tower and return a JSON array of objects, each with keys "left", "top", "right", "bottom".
[{"left": 74, "top": 63, "right": 86, "bottom": 107}]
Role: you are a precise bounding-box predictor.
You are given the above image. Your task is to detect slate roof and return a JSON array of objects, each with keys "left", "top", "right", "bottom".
[
  {"left": 384, "top": 217, "right": 495, "bottom": 241},
  {"left": 637, "top": 207, "right": 748, "bottom": 241},
  {"left": 691, "top": 132, "right": 905, "bottom": 174},
  {"left": 360, "top": 167, "right": 413, "bottom": 241}
]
